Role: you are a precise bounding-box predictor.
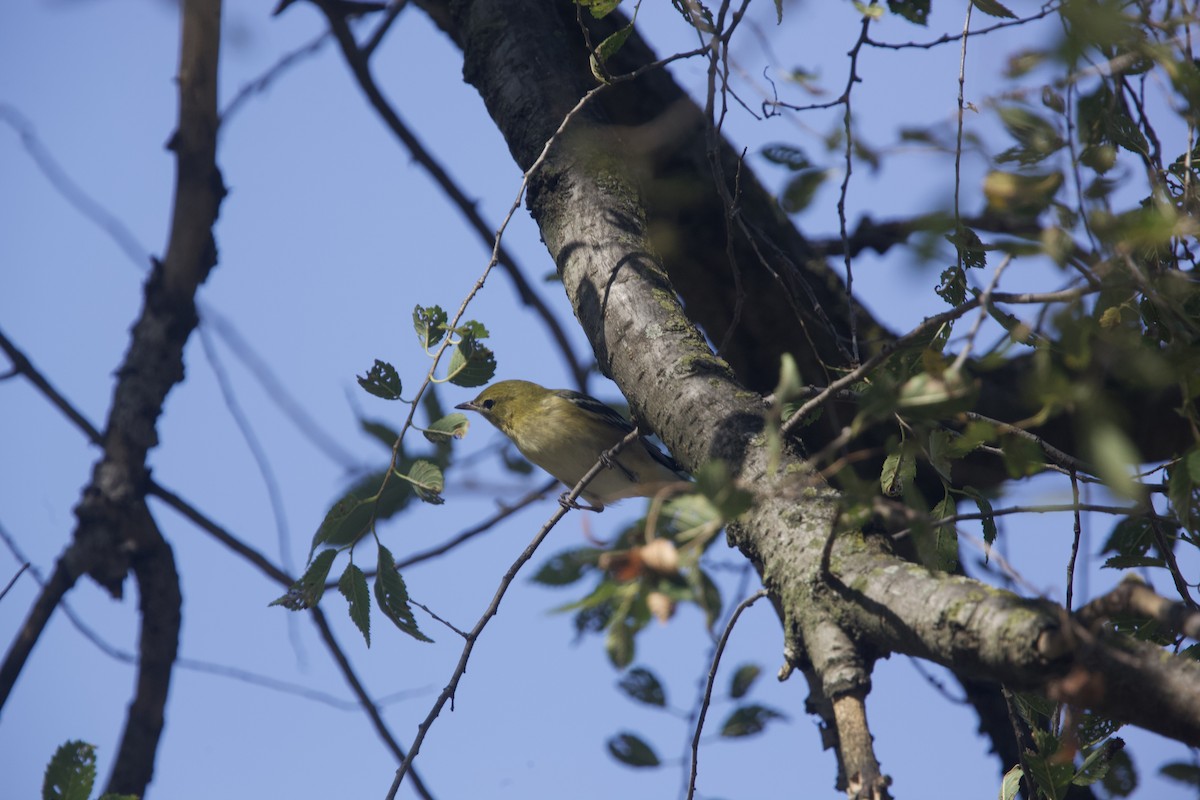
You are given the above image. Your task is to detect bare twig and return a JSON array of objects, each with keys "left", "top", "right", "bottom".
[
  {"left": 686, "top": 589, "right": 768, "bottom": 800},
  {"left": 385, "top": 430, "right": 642, "bottom": 798}
]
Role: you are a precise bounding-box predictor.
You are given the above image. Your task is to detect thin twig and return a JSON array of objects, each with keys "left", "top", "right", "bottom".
[
  {"left": 685, "top": 589, "right": 768, "bottom": 800},
  {"left": 385, "top": 430, "right": 642, "bottom": 798}
]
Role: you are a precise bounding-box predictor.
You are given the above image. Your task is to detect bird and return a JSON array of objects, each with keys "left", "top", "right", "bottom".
[{"left": 455, "top": 380, "right": 687, "bottom": 511}]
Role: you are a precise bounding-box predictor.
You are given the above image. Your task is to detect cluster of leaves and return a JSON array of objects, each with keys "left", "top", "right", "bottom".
[
  {"left": 768, "top": 2, "right": 1200, "bottom": 593},
  {"left": 270, "top": 304, "right": 497, "bottom": 646},
  {"left": 999, "top": 693, "right": 1135, "bottom": 800},
  {"left": 605, "top": 662, "right": 787, "bottom": 769},
  {"left": 531, "top": 460, "right": 752, "bottom": 668},
  {"left": 41, "top": 741, "right": 135, "bottom": 800}
]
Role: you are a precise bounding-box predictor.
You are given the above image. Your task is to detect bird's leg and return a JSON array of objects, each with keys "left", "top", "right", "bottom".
[
  {"left": 558, "top": 492, "right": 604, "bottom": 512},
  {"left": 600, "top": 452, "right": 637, "bottom": 482}
]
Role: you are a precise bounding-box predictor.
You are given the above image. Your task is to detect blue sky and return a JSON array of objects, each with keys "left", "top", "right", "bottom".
[{"left": 1, "top": 1, "right": 1195, "bottom": 798}]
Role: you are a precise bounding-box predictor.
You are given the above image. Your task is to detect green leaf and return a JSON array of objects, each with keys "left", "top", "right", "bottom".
[
  {"left": 1074, "top": 738, "right": 1124, "bottom": 786},
  {"left": 780, "top": 169, "right": 827, "bottom": 214},
  {"left": 270, "top": 548, "right": 339, "bottom": 610},
  {"left": 43, "top": 740, "right": 96, "bottom": 800},
  {"left": 970, "top": 0, "right": 1015, "bottom": 18},
  {"left": 945, "top": 225, "right": 987, "bottom": 270},
  {"left": 966, "top": 489, "right": 998, "bottom": 548},
  {"left": 606, "top": 619, "right": 636, "bottom": 669},
  {"left": 936, "top": 265, "right": 967, "bottom": 306},
  {"left": 1186, "top": 449, "right": 1200, "bottom": 483},
  {"left": 691, "top": 568, "right": 722, "bottom": 630},
  {"left": 606, "top": 732, "right": 660, "bottom": 768},
  {"left": 999, "top": 765, "right": 1023, "bottom": 800},
  {"left": 530, "top": 547, "right": 603, "bottom": 586},
  {"left": 577, "top": 0, "right": 621, "bottom": 18},
  {"left": 694, "top": 460, "right": 754, "bottom": 521},
  {"left": 375, "top": 544, "right": 433, "bottom": 643},
  {"left": 729, "top": 663, "right": 761, "bottom": 699},
  {"left": 880, "top": 450, "right": 915, "bottom": 498},
  {"left": 590, "top": 23, "right": 633, "bottom": 82},
  {"left": 423, "top": 412, "right": 470, "bottom": 443},
  {"left": 1101, "top": 747, "right": 1138, "bottom": 796},
  {"left": 887, "top": 0, "right": 930, "bottom": 25},
  {"left": 446, "top": 326, "right": 497, "bottom": 388},
  {"left": 310, "top": 470, "right": 403, "bottom": 553},
  {"left": 360, "top": 418, "right": 401, "bottom": 451},
  {"left": 761, "top": 144, "right": 811, "bottom": 170},
  {"left": 1160, "top": 761, "right": 1200, "bottom": 787},
  {"left": 1089, "top": 423, "right": 1144, "bottom": 502},
  {"left": 1000, "top": 434, "right": 1045, "bottom": 478},
  {"left": 339, "top": 563, "right": 371, "bottom": 647},
  {"left": 925, "top": 490, "right": 959, "bottom": 572},
  {"left": 719, "top": 704, "right": 788, "bottom": 737},
  {"left": 983, "top": 170, "right": 1063, "bottom": 216},
  {"left": 996, "top": 105, "right": 1064, "bottom": 164},
  {"left": 413, "top": 304, "right": 448, "bottom": 349},
  {"left": 357, "top": 359, "right": 403, "bottom": 400},
  {"left": 402, "top": 459, "right": 445, "bottom": 505},
  {"left": 617, "top": 666, "right": 667, "bottom": 707}
]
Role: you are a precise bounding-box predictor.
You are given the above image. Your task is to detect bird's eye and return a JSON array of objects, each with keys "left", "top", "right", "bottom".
[{"left": 482, "top": 398, "right": 496, "bottom": 410}]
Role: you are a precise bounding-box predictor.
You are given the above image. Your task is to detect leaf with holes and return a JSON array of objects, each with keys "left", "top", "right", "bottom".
[
  {"left": 270, "top": 548, "right": 339, "bottom": 610},
  {"left": 357, "top": 359, "right": 402, "bottom": 400},
  {"left": 375, "top": 544, "right": 432, "bottom": 643},
  {"left": 413, "top": 304, "right": 448, "bottom": 350}
]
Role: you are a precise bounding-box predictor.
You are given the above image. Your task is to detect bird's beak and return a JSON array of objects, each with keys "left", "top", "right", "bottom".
[{"left": 455, "top": 400, "right": 478, "bottom": 412}]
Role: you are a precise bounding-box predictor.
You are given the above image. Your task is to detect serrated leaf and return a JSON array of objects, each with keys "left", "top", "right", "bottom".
[
  {"left": 413, "top": 304, "right": 448, "bottom": 350},
  {"left": 887, "top": 0, "right": 929, "bottom": 24},
  {"left": 446, "top": 334, "right": 497, "bottom": 388},
  {"left": 880, "top": 450, "right": 915, "bottom": 497},
  {"left": 729, "top": 663, "right": 761, "bottom": 699},
  {"left": 270, "top": 548, "right": 339, "bottom": 610},
  {"left": 43, "top": 740, "right": 96, "bottom": 800},
  {"left": 999, "top": 764, "right": 1023, "bottom": 800},
  {"left": 401, "top": 459, "right": 445, "bottom": 505},
  {"left": 607, "top": 732, "right": 660, "bottom": 768},
  {"left": 339, "top": 563, "right": 371, "bottom": 647},
  {"left": 925, "top": 490, "right": 959, "bottom": 572},
  {"left": 310, "top": 470, "right": 413, "bottom": 553},
  {"left": 423, "top": 412, "right": 469, "bottom": 443},
  {"left": 970, "top": 0, "right": 1015, "bottom": 18},
  {"left": 590, "top": 23, "right": 633, "bottom": 82},
  {"left": 945, "top": 225, "right": 987, "bottom": 270},
  {"left": 357, "top": 359, "right": 403, "bottom": 400},
  {"left": 719, "top": 704, "right": 788, "bottom": 737},
  {"left": 970, "top": 490, "right": 998, "bottom": 548},
  {"left": 1074, "top": 738, "right": 1124, "bottom": 786},
  {"left": 375, "top": 544, "right": 433, "bottom": 642},
  {"left": 531, "top": 547, "right": 603, "bottom": 586},
  {"left": 617, "top": 666, "right": 667, "bottom": 707}
]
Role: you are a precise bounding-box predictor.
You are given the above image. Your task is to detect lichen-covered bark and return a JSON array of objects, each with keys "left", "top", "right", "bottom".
[{"left": 442, "top": 0, "right": 1200, "bottom": 761}]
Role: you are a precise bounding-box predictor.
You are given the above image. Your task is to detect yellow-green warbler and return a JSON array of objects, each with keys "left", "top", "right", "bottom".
[{"left": 456, "top": 380, "right": 687, "bottom": 510}]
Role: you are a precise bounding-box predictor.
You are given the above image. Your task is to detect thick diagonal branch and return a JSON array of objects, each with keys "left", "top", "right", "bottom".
[{"left": 442, "top": 0, "right": 1200, "bottom": 755}]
